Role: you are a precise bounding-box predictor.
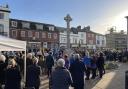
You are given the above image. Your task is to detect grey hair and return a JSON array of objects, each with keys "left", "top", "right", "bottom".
[
  {"left": 57, "top": 58, "right": 65, "bottom": 67},
  {"left": 0, "top": 55, "right": 6, "bottom": 62},
  {"left": 74, "top": 54, "right": 80, "bottom": 60},
  {"left": 27, "top": 53, "right": 33, "bottom": 59}
]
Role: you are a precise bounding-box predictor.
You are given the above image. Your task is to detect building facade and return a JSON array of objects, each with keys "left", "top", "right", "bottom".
[
  {"left": 57, "top": 27, "right": 79, "bottom": 48},
  {"left": 85, "top": 30, "right": 96, "bottom": 49},
  {"left": 106, "top": 30, "right": 127, "bottom": 49},
  {"left": 0, "top": 5, "right": 10, "bottom": 37},
  {"left": 96, "top": 33, "right": 106, "bottom": 49},
  {"left": 9, "top": 19, "right": 59, "bottom": 50}
]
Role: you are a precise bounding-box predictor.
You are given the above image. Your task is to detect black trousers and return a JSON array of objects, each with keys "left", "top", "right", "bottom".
[
  {"left": 86, "top": 67, "right": 91, "bottom": 79},
  {"left": 74, "top": 85, "right": 84, "bottom": 89},
  {"left": 91, "top": 68, "right": 96, "bottom": 79},
  {"left": 98, "top": 68, "right": 103, "bottom": 78},
  {"left": 47, "top": 68, "right": 52, "bottom": 77}
]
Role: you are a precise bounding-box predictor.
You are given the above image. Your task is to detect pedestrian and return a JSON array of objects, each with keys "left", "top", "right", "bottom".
[
  {"left": 69, "top": 54, "right": 86, "bottom": 89},
  {"left": 64, "top": 54, "right": 70, "bottom": 69},
  {"left": 26, "top": 57, "right": 41, "bottom": 89},
  {"left": 0, "top": 55, "right": 7, "bottom": 89},
  {"left": 83, "top": 52, "right": 91, "bottom": 80},
  {"left": 26, "top": 53, "right": 33, "bottom": 67},
  {"left": 90, "top": 55, "right": 97, "bottom": 79},
  {"left": 49, "top": 58, "right": 73, "bottom": 89},
  {"left": 46, "top": 52, "right": 54, "bottom": 77},
  {"left": 96, "top": 52, "right": 105, "bottom": 78},
  {"left": 4, "top": 59, "right": 21, "bottom": 89}
]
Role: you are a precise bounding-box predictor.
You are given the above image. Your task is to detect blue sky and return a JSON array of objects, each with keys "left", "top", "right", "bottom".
[{"left": 1, "top": 0, "right": 128, "bottom": 34}]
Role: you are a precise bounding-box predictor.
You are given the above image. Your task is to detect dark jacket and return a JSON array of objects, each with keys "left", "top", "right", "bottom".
[
  {"left": 46, "top": 55, "right": 54, "bottom": 68},
  {"left": 0, "top": 61, "right": 7, "bottom": 84},
  {"left": 96, "top": 56, "right": 105, "bottom": 69},
  {"left": 49, "top": 67, "right": 72, "bottom": 89},
  {"left": 26, "top": 64, "right": 41, "bottom": 88},
  {"left": 26, "top": 58, "right": 33, "bottom": 67},
  {"left": 5, "top": 66, "right": 21, "bottom": 89},
  {"left": 69, "top": 60, "right": 86, "bottom": 89}
]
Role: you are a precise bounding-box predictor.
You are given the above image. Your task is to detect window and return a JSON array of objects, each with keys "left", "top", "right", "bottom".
[
  {"left": 22, "top": 22, "right": 30, "bottom": 29},
  {"left": 54, "top": 33, "right": 57, "bottom": 39},
  {"left": 21, "top": 31, "right": 25, "bottom": 37},
  {"left": 0, "top": 13, "right": 4, "bottom": 19},
  {"left": 36, "top": 24, "right": 43, "bottom": 30},
  {"left": 42, "top": 32, "right": 46, "bottom": 38},
  {"left": 28, "top": 31, "right": 32, "bottom": 37},
  {"left": 75, "top": 39, "right": 77, "bottom": 44},
  {"left": 102, "top": 40, "right": 104, "bottom": 45},
  {"left": 11, "top": 21, "right": 17, "bottom": 27},
  {"left": 12, "top": 30, "right": 17, "bottom": 37},
  {"left": 97, "top": 40, "right": 100, "bottom": 44},
  {"left": 0, "top": 24, "right": 4, "bottom": 33},
  {"left": 35, "top": 32, "right": 39, "bottom": 38},
  {"left": 49, "top": 26, "right": 54, "bottom": 31},
  {"left": 80, "top": 39, "right": 84, "bottom": 44},
  {"left": 63, "top": 38, "right": 66, "bottom": 43},
  {"left": 48, "top": 33, "right": 52, "bottom": 38},
  {"left": 81, "top": 34, "right": 84, "bottom": 38}
]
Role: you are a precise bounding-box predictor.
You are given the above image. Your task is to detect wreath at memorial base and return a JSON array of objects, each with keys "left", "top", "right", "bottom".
[{"left": 105, "top": 62, "right": 118, "bottom": 70}]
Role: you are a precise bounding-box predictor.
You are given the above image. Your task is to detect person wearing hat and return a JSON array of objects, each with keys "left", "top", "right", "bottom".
[{"left": 49, "top": 58, "right": 73, "bottom": 89}]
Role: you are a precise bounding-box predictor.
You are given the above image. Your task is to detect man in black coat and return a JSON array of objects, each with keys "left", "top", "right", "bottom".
[
  {"left": 46, "top": 52, "right": 54, "bottom": 77},
  {"left": 26, "top": 57, "right": 41, "bottom": 89},
  {"left": 96, "top": 53, "right": 105, "bottom": 78},
  {"left": 69, "top": 54, "right": 86, "bottom": 89}
]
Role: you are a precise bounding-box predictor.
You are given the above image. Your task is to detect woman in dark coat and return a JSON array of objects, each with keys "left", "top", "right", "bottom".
[
  {"left": 69, "top": 54, "right": 86, "bottom": 89},
  {"left": 0, "top": 55, "right": 7, "bottom": 88},
  {"left": 5, "top": 59, "right": 21, "bottom": 89},
  {"left": 26, "top": 57, "right": 41, "bottom": 89},
  {"left": 96, "top": 53, "right": 105, "bottom": 78},
  {"left": 49, "top": 58, "right": 73, "bottom": 89}
]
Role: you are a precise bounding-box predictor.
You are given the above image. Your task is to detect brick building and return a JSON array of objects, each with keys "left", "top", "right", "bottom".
[{"left": 9, "top": 19, "right": 59, "bottom": 50}]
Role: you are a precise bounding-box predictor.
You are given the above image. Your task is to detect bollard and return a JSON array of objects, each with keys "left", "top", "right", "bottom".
[{"left": 125, "top": 71, "right": 128, "bottom": 89}]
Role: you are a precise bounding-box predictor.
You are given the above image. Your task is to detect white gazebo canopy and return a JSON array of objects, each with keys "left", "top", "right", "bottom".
[{"left": 0, "top": 35, "right": 26, "bottom": 51}]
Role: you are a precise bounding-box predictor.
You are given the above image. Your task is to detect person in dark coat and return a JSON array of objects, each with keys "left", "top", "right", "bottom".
[
  {"left": 46, "top": 52, "right": 54, "bottom": 77},
  {"left": 26, "top": 53, "right": 33, "bottom": 67},
  {"left": 0, "top": 55, "right": 7, "bottom": 88},
  {"left": 91, "top": 55, "right": 97, "bottom": 79},
  {"left": 83, "top": 52, "right": 91, "bottom": 80},
  {"left": 5, "top": 59, "right": 21, "bottom": 89},
  {"left": 49, "top": 58, "right": 73, "bottom": 89},
  {"left": 26, "top": 57, "right": 41, "bottom": 89},
  {"left": 64, "top": 54, "right": 70, "bottom": 69},
  {"left": 96, "top": 53, "right": 105, "bottom": 78},
  {"left": 69, "top": 54, "right": 86, "bottom": 89}
]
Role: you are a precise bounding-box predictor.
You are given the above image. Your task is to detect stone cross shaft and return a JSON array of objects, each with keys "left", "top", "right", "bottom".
[{"left": 64, "top": 14, "right": 72, "bottom": 49}]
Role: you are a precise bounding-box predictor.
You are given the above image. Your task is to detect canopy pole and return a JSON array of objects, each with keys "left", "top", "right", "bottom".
[{"left": 23, "top": 44, "right": 27, "bottom": 87}]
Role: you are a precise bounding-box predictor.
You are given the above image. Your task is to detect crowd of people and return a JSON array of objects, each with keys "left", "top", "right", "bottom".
[{"left": 0, "top": 48, "right": 128, "bottom": 89}]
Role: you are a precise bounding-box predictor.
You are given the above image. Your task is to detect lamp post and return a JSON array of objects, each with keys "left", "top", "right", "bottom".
[
  {"left": 125, "top": 16, "right": 128, "bottom": 50},
  {"left": 64, "top": 14, "right": 72, "bottom": 49}
]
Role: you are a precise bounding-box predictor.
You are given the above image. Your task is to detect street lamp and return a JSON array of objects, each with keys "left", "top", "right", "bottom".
[
  {"left": 64, "top": 14, "right": 72, "bottom": 49},
  {"left": 125, "top": 16, "right": 128, "bottom": 50}
]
